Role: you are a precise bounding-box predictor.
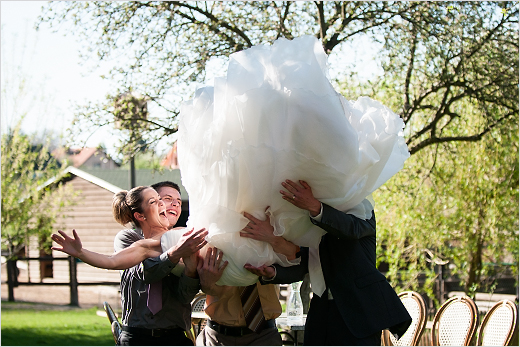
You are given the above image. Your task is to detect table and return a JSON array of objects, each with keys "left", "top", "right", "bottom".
[
  {"left": 191, "top": 311, "right": 209, "bottom": 319},
  {"left": 276, "top": 314, "right": 307, "bottom": 345}
]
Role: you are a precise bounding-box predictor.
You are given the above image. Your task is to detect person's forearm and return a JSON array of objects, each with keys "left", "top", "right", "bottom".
[
  {"left": 315, "top": 203, "right": 376, "bottom": 240},
  {"left": 260, "top": 263, "right": 306, "bottom": 284},
  {"left": 114, "top": 232, "right": 171, "bottom": 281},
  {"left": 260, "top": 247, "right": 309, "bottom": 285},
  {"left": 184, "top": 263, "right": 198, "bottom": 278},
  {"left": 75, "top": 248, "right": 123, "bottom": 270},
  {"left": 174, "top": 273, "right": 201, "bottom": 304},
  {"left": 270, "top": 236, "right": 300, "bottom": 260},
  {"left": 167, "top": 247, "right": 182, "bottom": 265},
  {"left": 201, "top": 283, "right": 226, "bottom": 297},
  {"left": 78, "top": 241, "right": 160, "bottom": 270},
  {"left": 143, "top": 253, "right": 178, "bottom": 283},
  {"left": 307, "top": 200, "right": 321, "bottom": 217}
]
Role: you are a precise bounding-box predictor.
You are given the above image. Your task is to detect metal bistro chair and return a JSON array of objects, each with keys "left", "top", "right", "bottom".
[
  {"left": 103, "top": 301, "right": 122, "bottom": 344},
  {"left": 279, "top": 330, "right": 297, "bottom": 346},
  {"left": 431, "top": 296, "right": 479, "bottom": 346},
  {"left": 191, "top": 293, "right": 207, "bottom": 337},
  {"left": 382, "top": 291, "right": 427, "bottom": 346},
  {"left": 476, "top": 299, "right": 518, "bottom": 346}
]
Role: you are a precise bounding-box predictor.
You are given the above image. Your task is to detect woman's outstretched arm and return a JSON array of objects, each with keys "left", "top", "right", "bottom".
[{"left": 51, "top": 229, "right": 161, "bottom": 270}]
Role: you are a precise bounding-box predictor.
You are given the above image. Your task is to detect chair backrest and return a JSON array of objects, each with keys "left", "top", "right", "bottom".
[
  {"left": 476, "top": 299, "right": 518, "bottom": 346},
  {"left": 431, "top": 296, "right": 479, "bottom": 346},
  {"left": 103, "top": 301, "right": 122, "bottom": 344},
  {"left": 192, "top": 293, "right": 207, "bottom": 313},
  {"left": 382, "top": 291, "right": 427, "bottom": 346},
  {"left": 190, "top": 293, "right": 207, "bottom": 338}
]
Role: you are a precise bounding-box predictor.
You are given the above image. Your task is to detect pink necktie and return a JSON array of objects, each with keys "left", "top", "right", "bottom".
[{"left": 147, "top": 281, "right": 162, "bottom": 315}]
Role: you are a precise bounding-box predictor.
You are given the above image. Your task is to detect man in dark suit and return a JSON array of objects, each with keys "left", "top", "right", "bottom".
[{"left": 243, "top": 179, "right": 411, "bottom": 345}]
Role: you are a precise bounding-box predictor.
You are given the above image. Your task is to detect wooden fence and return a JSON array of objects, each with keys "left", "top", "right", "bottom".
[{"left": 4, "top": 257, "right": 120, "bottom": 306}]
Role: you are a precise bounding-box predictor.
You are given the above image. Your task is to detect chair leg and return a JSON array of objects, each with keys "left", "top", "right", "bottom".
[
  {"left": 111, "top": 321, "right": 121, "bottom": 345},
  {"left": 280, "top": 330, "right": 296, "bottom": 346},
  {"left": 186, "top": 327, "right": 196, "bottom": 346}
]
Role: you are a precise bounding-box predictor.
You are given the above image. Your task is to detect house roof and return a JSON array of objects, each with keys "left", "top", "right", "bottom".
[
  {"left": 160, "top": 142, "right": 179, "bottom": 169},
  {"left": 52, "top": 147, "right": 118, "bottom": 168},
  {"left": 64, "top": 166, "right": 122, "bottom": 193},
  {"left": 61, "top": 166, "right": 189, "bottom": 199},
  {"left": 82, "top": 168, "right": 188, "bottom": 198},
  {"left": 71, "top": 148, "right": 98, "bottom": 167}
]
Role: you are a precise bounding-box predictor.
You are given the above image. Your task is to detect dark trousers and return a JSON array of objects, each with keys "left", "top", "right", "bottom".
[
  {"left": 118, "top": 330, "right": 193, "bottom": 346},
  {"left": 304, "top": 294, "right": 381, "bottom": 346}
]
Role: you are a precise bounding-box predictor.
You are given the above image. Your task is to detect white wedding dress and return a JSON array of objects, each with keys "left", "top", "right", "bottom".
[{"left": 161, "top": 35, "right": 410, "bottom": 286}]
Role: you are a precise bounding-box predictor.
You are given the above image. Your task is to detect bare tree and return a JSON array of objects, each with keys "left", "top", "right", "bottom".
[{"left": 38, "top": 2, "right": 517, "bottom": 157}]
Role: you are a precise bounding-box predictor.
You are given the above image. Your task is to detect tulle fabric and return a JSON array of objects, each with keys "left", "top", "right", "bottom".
[{"left": 162, "top": 35, "right": 410, "bottom": 286}]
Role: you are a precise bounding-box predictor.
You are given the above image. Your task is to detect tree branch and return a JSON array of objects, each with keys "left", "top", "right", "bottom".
[
  {"left": 314, "top": 1, "right": 327, "bottom": 42},
  {"left": 409, "top": 112, "right": 515, "bottom": 155},
  {"left": 172, "top": 1, "right": 253, "bottom": 49},
  {"left": 403, "top": 20, "right": 418, "bottom": 124}
]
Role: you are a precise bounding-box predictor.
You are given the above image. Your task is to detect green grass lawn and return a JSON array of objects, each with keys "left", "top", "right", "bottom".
[{"left": 1, "top": 302, "right": 115, "bottom": 346}]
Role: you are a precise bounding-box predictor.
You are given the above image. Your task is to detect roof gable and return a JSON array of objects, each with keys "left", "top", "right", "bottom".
[
  {"left": 81, "top": 168, "right": 188, "bottom": 198},
  {"left": 46, "top": 166, "right": 189, "bottom": 200},
  {"left": 63, "top": 167, "right": 123, "bottom": 193}
]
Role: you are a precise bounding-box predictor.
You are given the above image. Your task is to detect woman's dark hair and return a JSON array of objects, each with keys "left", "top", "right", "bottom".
[{"left": 112, "top": 186, "right": 150, "bottom": 227}]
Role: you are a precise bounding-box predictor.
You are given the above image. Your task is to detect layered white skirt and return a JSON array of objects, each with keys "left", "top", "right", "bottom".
[{"left": 162, "top": 36, "right": 409, "bottom": 286}]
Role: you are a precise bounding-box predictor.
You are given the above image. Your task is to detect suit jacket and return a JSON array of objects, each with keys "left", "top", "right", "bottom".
[{"left": 266, "top": 203, "right": 411, "bottom": 338}]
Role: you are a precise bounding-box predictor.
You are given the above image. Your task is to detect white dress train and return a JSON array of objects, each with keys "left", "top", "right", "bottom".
[{"left": 161, "top": 35, "right": 410, "bottom": 286}]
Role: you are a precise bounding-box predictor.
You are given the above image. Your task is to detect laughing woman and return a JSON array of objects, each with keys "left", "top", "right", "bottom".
[
  {"left": 51, "top": 186, "right": 208, "bottom": 346},
  {"left": 51, "top": 186, "right": 208, "bottom": 270}
]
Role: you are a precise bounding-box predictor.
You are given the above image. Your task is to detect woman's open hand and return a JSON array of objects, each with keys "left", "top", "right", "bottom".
[
  {"left": 167, "top": 228, "right": 208, "bottom": 264},
  {"left": 51, "top": 230, "right": 83, "bottom": 258}
]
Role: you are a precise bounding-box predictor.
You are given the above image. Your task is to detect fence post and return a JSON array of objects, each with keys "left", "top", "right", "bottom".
[
  {"left": 69, "top": 256, "right": 79, "bottom": 306},
  {"left": 6, "top": 259, "right": 16, "bottom": 301}
]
